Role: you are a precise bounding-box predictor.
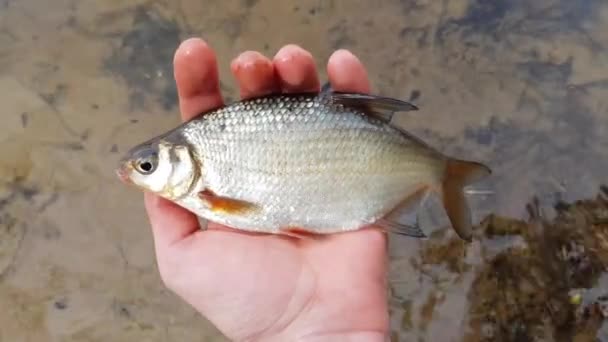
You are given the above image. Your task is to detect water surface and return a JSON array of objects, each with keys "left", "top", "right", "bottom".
[{"left": 1, "top": 0, "right": 606, "bottom": 340}]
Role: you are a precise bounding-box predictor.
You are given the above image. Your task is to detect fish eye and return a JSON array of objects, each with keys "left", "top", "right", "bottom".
[{"left": 134, "top": 154, "right": 158, "bottom": 175}]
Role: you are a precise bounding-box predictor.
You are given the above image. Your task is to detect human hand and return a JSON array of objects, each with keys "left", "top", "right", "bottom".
[{"left": 144, "top": 38, "right": 389, "bottom": 342}]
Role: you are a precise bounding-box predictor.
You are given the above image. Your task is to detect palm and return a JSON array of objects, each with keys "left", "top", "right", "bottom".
[
  {"left": 159, "top": 225, "right": 387, "bottom": 340},
  {"left": 142, "top": 39, "right": 390, "bottom": 341}
]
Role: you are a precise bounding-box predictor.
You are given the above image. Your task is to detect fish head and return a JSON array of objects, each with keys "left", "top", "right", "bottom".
[{"left": 116, "top": 138, "right": 200, "bottom": 200}]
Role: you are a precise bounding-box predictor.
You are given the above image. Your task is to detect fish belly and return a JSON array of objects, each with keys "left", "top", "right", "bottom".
[{"left": 182, "top": 96, "right": 444, "bottom": 233}]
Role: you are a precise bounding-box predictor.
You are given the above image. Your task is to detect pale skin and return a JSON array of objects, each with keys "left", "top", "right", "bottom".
[{"left": 143, "top": 38, "right": 389, "bottom": 341}]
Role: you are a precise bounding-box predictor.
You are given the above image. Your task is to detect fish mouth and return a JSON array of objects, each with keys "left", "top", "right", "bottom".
[{"left": 115, "top": 163, "right": 133, "bottom": 184}]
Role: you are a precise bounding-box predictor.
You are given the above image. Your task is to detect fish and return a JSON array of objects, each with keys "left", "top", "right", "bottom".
[{"left": 116, "top": 87, "right": 491, "bottom": 241}]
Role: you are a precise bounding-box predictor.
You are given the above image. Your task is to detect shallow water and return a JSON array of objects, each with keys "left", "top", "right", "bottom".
[{"left": 0, "top": 0, "right": 606, "bottom": 341}]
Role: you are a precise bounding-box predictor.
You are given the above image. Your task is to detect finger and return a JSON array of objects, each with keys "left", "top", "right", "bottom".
[
  {"left": 273, "top": 44, "right": 320, "bottom": 93},
  {"left": 144, "top": 192, "right": 201, "bottom": 249},
  {"left": 230, "top": 51, "right": 279, "bottom": 99},
  {"left": 147, "top": 37, "right": 221, "bottom": 250},
  {"left": 173, "top": 38, "right": 224, "bottom": 121},
  {"left": 327, "top": 49, "right": 371, "bottom": 94}
]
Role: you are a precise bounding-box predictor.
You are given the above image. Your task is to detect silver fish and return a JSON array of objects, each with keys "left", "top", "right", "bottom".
[{"left": 116, "top": 89, "right": 491, "bottom": 241}]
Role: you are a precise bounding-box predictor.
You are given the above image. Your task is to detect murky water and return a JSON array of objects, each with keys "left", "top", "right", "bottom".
[{"left": 1, "top": 0, "right": 606, "bottom": 341}]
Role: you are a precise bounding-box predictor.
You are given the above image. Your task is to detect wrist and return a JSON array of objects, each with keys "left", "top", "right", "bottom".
[
  {"left": 261, "top": 330, "right": 388, "bottom": 342},
  {"left": 298, "top": 331, "right": 388, "bottom": 342}
]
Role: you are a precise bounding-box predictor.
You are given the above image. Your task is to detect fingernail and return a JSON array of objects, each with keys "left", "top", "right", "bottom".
[
  {"left": 276, "top": 44, "right": 313, "bottom": 63},
  {"left": 178, "top": 38, "right": 207, "bottom": 56},
  {"left": 234, "top": 51, "right": 265, "bottom": 69},
  {"left": 232, "top": 51, "right": 275, "bottom": 95},
  {"left": 330, "top": 49, "right": 356, "bottom": 63},
  {"left": 275, "top": 48, "right": 307, "bottom": 86}
]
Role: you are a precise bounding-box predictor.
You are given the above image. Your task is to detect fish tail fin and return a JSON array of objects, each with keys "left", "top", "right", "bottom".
[{"left": 441, "top": 158, "right": 491, "bottom": 242}]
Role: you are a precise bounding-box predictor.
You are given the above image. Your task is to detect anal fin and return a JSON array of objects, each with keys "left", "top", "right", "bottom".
[
  {"left": 375, "top": 219, "right": 426, "bottom": 238},
  {"left": 374, "top": 185, "right": 431, "bottom": 239}
]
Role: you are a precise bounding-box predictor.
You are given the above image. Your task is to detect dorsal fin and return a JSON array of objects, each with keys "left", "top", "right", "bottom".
[
  {"left": 320, "top": 81, "right": 333, "bottom": 94},
  {"left": 327, "top": 92, "right": 418, "bottom": 123},
  {"left": 324, "top": 91, "right": 443, "bottom": 156}
]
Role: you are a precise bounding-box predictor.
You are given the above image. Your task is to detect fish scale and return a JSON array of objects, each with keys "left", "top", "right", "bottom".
[{"left": 118, "top": 91, "right": 491, "bottom": 241}]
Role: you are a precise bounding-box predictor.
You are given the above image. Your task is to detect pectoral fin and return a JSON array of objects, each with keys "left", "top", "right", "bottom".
[{"left": 198, "top": 189, "right": 259, "bottom": 215}]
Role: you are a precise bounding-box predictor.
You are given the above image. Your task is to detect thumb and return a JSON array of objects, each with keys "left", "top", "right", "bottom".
[{"left": 144, "top": 192, "right": 201, "bottom": 249}]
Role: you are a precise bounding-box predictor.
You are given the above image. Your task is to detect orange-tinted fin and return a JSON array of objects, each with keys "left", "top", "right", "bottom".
[
  {"left": 375, "top": 219, "right": 427, "bottom": 238},
  {"left": 327, "top": 92, "right": 418, "bottom": 123},
  {"left": 441, "top": 159, "right": 492, "bottom": 242},
  {"left": 279, "top": 227, "right": 320, "bottom": 241},
  {"left": 198, "top": 189, "right": 259, "bottom": 215}
]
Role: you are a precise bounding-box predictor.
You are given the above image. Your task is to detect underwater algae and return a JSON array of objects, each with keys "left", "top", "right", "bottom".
[
  {"left": 446, "top": 187, "right": 607, "bottom": 341},
  {"left": 390, "top": 187, "right": 608, "bottom": 341}
]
